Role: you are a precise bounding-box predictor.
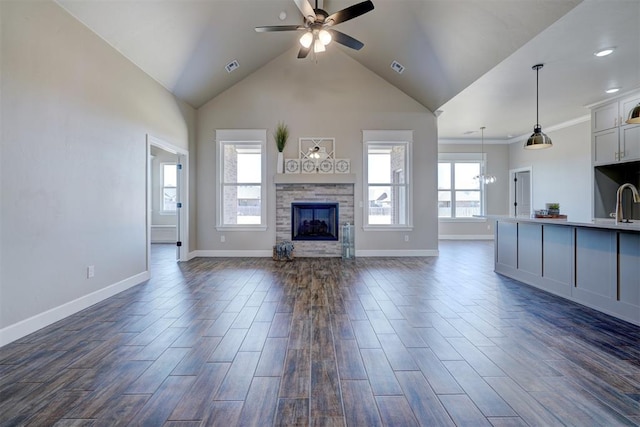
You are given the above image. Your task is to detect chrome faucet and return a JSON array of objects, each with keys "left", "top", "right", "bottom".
[{"left": 615, "top": 183, "right": 640, "bottom": 224}]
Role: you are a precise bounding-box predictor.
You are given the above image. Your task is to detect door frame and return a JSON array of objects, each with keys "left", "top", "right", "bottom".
[
  {"left": 509, "top": 166, "right": 533, "bottom": 217},
  {"left": 146, "top": 134, "right": 189, "bottom": 268}
]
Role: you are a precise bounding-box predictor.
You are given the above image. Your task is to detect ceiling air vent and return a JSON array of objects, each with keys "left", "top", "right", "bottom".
[
  {"left": 225, "top": 60, "right": 240, "bottom": 73},
  {"left": 390, "top": 60, "right": 405, "bottom": 74}
]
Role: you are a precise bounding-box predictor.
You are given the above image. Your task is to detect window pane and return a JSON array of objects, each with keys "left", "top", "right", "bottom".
[
  {"left": 223, "top": 185, "right": 261, "bottom": 225},
  {"left": 223, "top": 144, "right": 261, "bottom": 184},
  {"left": 438, "top": 163, "right": 451, "bottom": 189},
  {"left": 367, "top": 185, "right": 407, "bottom": 225},
  {"left": 163, "top": 164, "right": 177, "bottom": 187},
  {"left": 368, "top": 185, "right": 391, "bottom": 224},
  {"left": 438, "top": 191, "right": 452, "bottom": 217},
  {"left": 454, "top": 163, "right": 480, "bottom": 189},
  {"left": 455, "top": 190, "right": 480, "bottom": 217},
  {"left": 163, "top": 187, "right": 177, "bottom": 211},
  {"left": 368, "top": 145, "right": 405, "bottom": 184}
]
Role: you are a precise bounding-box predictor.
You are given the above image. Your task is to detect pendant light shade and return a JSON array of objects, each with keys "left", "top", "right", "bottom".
[
  {"left": 626, "top": 102, "right": 640, "bottom": 124},
  {"left": 524, "top": 64, "right": 553, "bottom": 150}
]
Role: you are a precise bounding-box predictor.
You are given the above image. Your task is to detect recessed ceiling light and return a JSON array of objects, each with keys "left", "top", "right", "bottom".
[
  {"left": 279, "top": 11, "right": 287, "bottom": 21},
  {"left": 605, "top": 87, "right": 620, "bottom": 94},
  {"left": 594, "top": 48, "right": 615, "bottom": 57}
]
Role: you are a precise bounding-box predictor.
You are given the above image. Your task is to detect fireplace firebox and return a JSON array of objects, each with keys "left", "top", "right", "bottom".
[{"left": 291, "top": 202, "right": 339, "bottom": 241}]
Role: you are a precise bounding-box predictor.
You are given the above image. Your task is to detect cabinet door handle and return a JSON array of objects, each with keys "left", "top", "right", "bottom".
[
  {"left": 615, "top": 151, "right": 619, "bottom": 161},
  {"left": 620, "top": 151, "right": 625, "bottom": 159},
  {"left": 614, "top": 117, "right": 617, "bottom": 127}
]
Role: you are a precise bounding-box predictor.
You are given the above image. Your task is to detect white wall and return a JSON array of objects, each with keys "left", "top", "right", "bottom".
[
  {"left": 0, "top": 1, "right": 195, "bottom": 343},
  {"left": 438, "top": 143, "right": 510, "bottom": 238},
  {"left": 509, "top": 121, "right": 591, "bottom": 222},
  {"left": 196, "top": 48, "right": 438, "bottom": 255}
]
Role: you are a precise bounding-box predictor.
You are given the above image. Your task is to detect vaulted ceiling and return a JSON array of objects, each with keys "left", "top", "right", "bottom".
[{"left": 56, "top": 0, "right": 639, "bottom": 141}]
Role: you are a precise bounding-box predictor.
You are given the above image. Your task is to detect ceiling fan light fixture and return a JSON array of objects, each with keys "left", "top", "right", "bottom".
[
  {"left": 313, "top": 38, "right": 326, "bottom": 53},
  {"left": 319, "top": 29, "right": 332, "bottom": 45},
  {"left": 524, "top": 63, "right": 552, "bottom": 150},
  {"left": 300, "top": 31, "right": 313, "bottom": 48},
  {"left": 626, "top": 102, "right": 640, "bottom": 124}
]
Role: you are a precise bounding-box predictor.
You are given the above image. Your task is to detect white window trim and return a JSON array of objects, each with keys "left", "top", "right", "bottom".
[
  {"left": 216, "top": 129, "right": 267, "bottom": 232},
  {"left": 160, "top": 162, "right": 177, "bottom": 215},
  {"left": 438, "top": 152, "right": 487, "bottom": 221},
  {"left": 362, "top": 130, "right": 413, "bottom": 231}
]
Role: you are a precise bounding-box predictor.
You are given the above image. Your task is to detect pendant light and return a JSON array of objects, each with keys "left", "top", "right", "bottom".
[
  {"left": 524, "top": 63, "right": 553, "bottom": 149},
  {"left": 626, "top": 102, "right": 640, "bottom": 124},
  {"left": 474, "top": 127, "right": 496, "bottom": 184}
]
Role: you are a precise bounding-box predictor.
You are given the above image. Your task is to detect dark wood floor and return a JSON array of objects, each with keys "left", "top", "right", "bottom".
[{"left": 1, "top": 241, "right": 639, "bottom": 426}]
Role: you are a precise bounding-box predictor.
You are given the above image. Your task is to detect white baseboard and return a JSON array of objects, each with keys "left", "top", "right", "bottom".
[
  {"left": 190, "top": 249, "right": 439, "bottom": 258},
  {"left": 439, "top": 235, "right": 494, "bottom": 240},
  {"left": 192, "top": 250, "right": 273, "bottom": 258},
  {"left": 0, "top": 271, "right": 149, "bottom": 348},
  {"left": 356, "top": 249, "right": 439, "bottom": 257}
]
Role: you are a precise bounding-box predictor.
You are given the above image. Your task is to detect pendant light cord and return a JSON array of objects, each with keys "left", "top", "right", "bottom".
[
  {"left": 532, "top": 63, "right": 544, "bottom": 129},
  {"left": 536, "top": 66, "right": 539, "bottom": 127}
]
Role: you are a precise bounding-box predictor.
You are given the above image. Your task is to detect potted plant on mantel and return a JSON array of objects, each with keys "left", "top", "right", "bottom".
[{"left": 274, "top": 121, "right": 289, "bottom": 174}]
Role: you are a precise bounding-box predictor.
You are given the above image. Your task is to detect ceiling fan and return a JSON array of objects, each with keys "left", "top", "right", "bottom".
[{"left": 255, "top": 0, "right": 374, "bottom": 59}]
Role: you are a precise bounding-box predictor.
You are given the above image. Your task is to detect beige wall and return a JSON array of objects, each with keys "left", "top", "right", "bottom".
[
  {"left": 509, "top": 121, "right": 591, "bottom": 223},
  {"left": 0, "top": 1, "right": 195, "bottom": 340},
  {"left": 438, "top": 143, "right": 510, "bottom": 238},
  {"left": 196, "top": 48, "right": 438, "bottom": 255}
]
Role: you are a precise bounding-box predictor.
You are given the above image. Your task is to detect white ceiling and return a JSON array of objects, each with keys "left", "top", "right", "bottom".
[{"left": 56, "top": 0, "right": 639, "bottom": 141}]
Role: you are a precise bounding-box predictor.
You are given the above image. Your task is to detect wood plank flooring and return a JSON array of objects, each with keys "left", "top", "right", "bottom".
[{"left": 1, "top": 241, "right": 639, "bottom": 426}]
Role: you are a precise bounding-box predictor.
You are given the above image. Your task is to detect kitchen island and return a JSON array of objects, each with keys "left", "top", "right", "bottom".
[{"left": 490, "top": 216, "right": 639, "bottom": 326}]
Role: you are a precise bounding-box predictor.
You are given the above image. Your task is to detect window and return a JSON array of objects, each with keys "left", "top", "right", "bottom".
[
  {"left": 438, "top": 153, "right": 485, "bottom": 219},
  {"left": 363, "top": 130, "right": 412, "bottom": 229},
  {"left": 161, "top": 163, "right": 177, "bottom": 213},
  {"left": 217, "top": 130, "right": 266, "bottom": 230}
]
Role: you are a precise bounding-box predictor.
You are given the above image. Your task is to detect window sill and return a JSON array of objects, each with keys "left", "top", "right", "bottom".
[
  {"left": 362, "top": 225, "right": 414, "bottom": 232},
  {"left": 216, "top": 225, "right": 268, "bottom": 232},
  {"left": 439, "top": 218, "right": 486, "bottom": 223}
]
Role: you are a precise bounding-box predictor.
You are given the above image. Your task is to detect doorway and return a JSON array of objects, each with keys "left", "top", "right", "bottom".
[
  {"left": 510, "top": 167, "right": 532, "bottom": 217},
  {"left": 146, "top": 135, "right": 189, "bottom": 272}
]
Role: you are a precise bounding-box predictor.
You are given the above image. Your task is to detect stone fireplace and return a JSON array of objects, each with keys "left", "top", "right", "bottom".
[{"left": 275, "top": 181, "right": 354, "bottom": 257}]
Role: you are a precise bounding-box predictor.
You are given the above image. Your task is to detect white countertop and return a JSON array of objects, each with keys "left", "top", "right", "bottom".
[{"left": 485, "top": 215, "right": 640, "bottom": 232}]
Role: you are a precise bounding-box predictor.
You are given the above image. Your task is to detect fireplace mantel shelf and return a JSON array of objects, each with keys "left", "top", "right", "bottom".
[{"left": 273, "top": 174, "right": 357, "bottom": 185}]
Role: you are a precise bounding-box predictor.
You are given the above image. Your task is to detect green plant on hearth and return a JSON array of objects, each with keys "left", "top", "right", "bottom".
[
  {"left": 548, "top": 203, "right": 560, "bottom": 210},
  {"left": 274, "top": 121, "right": 289, "bottom": 153}
]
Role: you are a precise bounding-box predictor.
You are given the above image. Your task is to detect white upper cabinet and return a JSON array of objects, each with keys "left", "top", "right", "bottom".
[{"left": 591, "top": 91, "right": 640, "bottom": 165}]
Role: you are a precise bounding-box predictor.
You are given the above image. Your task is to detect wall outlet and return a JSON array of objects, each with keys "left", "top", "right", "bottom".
[
  {"left": 404, "top": 235, "right": 409, "bottom": 242},
  {"left": 87, "top": 265, "right": 95, "bottom": 278},
  {"left": 220, "top": 235, "right": 225, "bottom": 243},
  {"left": 487, "top": 224, "right": 491, "bottom": 230}
]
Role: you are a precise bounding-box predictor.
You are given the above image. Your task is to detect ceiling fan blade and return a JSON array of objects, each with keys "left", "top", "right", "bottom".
[
  {"left": 297, "top": 45, "right": 311, "bottom": 59},
  {"left": 326, "top": 0, "right": 374, "bottom": 26},
  {"left": 294, "top": 0, "right": 316, "bottom": 23},
  {"left": 255, "top": 25, "right": 305, "bottom": 32},
  {"left": 327, "top": 29, "right": 364, "bottom": 50}
]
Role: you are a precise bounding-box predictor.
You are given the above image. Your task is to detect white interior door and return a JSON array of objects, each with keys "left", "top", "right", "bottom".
[{"left": 510, "top": 167, "right": 533, "bottom": 217}]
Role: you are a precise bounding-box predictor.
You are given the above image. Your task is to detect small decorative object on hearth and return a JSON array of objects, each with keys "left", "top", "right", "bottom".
[
  {"left": 273, "top": 240, "right": 295, "bottom": 261},
  {"left": 274, "top": 121, "right": 289, "bottom": 174},
  {"left": 342, "top": 223, "right": 355, "bottom": 259}
]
